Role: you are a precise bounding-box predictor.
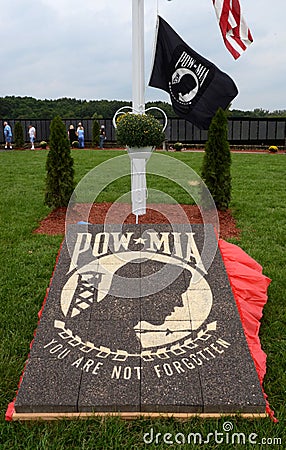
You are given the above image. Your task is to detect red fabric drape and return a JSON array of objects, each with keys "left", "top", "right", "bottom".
[{"left": 219, "top": 239, "right": 277, "bottom": 421}]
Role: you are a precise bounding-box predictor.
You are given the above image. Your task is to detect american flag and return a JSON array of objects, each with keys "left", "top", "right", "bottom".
[{"left": 212, "top": 0, "right": 253, "bottom": 59}]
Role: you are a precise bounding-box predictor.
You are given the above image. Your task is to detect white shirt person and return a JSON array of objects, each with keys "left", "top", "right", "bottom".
[{"left": 28, "top": 125, "right": 36, "bottom": 150}]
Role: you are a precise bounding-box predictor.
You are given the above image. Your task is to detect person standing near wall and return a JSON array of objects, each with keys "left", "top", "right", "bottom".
[
  {"left": 77, "top": 122, "right": 85, "bottom": 149},
  {"left": 3, "top": 121, "right": 12, "bottom": 149},
  {"left": 99, "top": 125, "right": 106, "bottom": 149},
  {"left": 68, "top": 124, "right": 77, "bottom": 147},
  {"left": 28, "top": 124, "right": 36, "bottom": 150}
]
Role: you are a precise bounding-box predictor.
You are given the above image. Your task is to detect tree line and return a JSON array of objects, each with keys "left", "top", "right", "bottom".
[
  {"left": 0, "top": 96, "right": 175, "bottom": 120},
  {"left": 0, "top": 96, "right": 285, "bottom": 120}
]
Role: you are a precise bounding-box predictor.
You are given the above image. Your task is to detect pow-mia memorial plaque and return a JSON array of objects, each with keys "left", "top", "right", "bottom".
[{"left": 14, "top": 224, "right": 266, "bottom": 416}]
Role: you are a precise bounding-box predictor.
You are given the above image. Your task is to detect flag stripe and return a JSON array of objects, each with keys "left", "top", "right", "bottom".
[
  {"left": 212, "top": 0, "right": 253, "bottom": 59},
  {"left": 231, "top": 0, "right": 252, "bottom": 46}
]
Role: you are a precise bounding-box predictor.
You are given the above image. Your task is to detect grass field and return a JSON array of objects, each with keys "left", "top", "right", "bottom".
[{"left": 0, "top": 149, "right": 285, "bottom": 449}]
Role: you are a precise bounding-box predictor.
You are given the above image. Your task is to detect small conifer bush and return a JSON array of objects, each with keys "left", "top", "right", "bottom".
[
  {"left": 14, "top": 122, "right": 24, "bottom": 148},
  {"left": 45, "top": 116, "right": 75, "bottom": 209},
  {"left": 92, "top": 120, "right": 100, "bottom": 147},
  {"left": 201, "top": 108, "right": 231, "bottom": 211}
]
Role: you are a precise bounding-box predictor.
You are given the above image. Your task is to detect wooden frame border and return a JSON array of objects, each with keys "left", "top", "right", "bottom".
[{"left": 11, "top": 411, "right": 268, "bottom": 421}]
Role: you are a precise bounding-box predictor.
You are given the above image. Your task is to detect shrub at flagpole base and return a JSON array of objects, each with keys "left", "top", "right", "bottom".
[
  {"left": 116, "top": 113, "right": 165, "bottom": 149},
  {"left": 45, "top": 116, "right": 75, "bottom": 209},
  {"left": 201, "top": 108, "right": 232, "bottom": 211}
]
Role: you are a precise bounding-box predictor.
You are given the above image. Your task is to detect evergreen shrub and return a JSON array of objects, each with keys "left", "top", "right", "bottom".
[
  {"left": 92, "top": 120, "right": 100, "bottom": 147},
  {"left": 14, "top": 122, "right": 24, "bottom": 148},
  {"left": 45, "top": 116, "right": 75, "bottom": 209},
  {"left": 201, "top": 108, "right": 232, "bottom": 211}
]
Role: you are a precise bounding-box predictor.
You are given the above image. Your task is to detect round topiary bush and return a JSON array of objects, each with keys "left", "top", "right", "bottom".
[
  {"left": 116, "top": 113, "right": 165, "bottom": 148},
  {"left": 173, "top": 142, "right": 183, "bottom": 151}
]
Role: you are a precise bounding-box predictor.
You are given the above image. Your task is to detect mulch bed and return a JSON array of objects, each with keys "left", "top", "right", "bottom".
[{"left": 34, "top": 202, "right": 240, "bottom": 240}]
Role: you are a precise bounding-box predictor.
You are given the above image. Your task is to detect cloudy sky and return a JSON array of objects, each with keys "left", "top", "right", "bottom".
[{"left": 0, "top": 0, "right": 285, "bottom": 111}]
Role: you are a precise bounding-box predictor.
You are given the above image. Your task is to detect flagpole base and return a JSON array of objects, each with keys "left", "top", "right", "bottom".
[{"left": 127, "top": 146, "right": 153, "bottom": 218}]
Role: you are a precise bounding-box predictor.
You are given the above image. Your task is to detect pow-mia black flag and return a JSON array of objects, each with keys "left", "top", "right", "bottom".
[{"left": 149, "top": 16, "right": 238, "bottom": 129}]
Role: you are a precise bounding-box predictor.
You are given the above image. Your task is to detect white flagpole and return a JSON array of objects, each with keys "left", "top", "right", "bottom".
[
  {"left": 114, "top": 2, "right": 166, "bottom": 223},
  {"left": 132, "top": 0, "right": 145, "bottom": 114},
  {"left": 130, "top": 0, "right": 148, "bottom": 223}
]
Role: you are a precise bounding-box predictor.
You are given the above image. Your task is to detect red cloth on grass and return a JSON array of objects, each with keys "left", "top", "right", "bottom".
[{"left": 219, "top": 239, "right": 276, "bottom": 421}]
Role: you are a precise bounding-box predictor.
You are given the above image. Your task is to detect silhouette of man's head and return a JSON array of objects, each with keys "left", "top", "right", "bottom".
[
  {"left": 95, "top": 259, "right": 192, "bottom": 326},
  {"left": 171, "top": 70, "right": 198, "bottom": 103}
]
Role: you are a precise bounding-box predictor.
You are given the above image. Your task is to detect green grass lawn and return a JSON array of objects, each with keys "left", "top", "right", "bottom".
[{"left": 0, "top": 149, "right": 285, "bottom": 449}]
